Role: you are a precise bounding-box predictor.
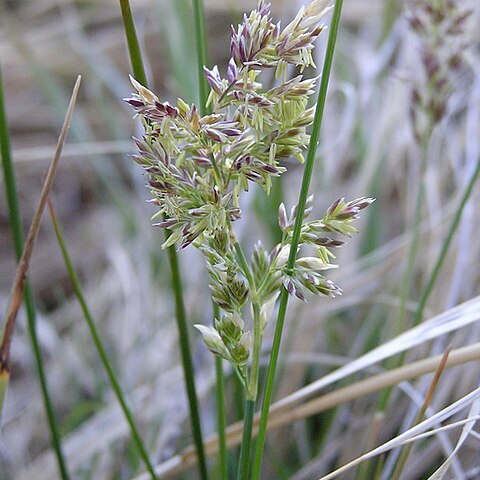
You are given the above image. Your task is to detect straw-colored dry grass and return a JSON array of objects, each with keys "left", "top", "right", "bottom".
[{"left": 1, "top": 0, "right": 480, "bottom": 479}]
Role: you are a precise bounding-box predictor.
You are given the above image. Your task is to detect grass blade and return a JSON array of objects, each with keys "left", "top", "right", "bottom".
[
  {"left": 0, "top": 68, "right": 79, "bottom": 480},
  {"left": 156, "top": 0, "right": 197, "bottom": 103},
  {"left": 118, "top": 2, "right": 208, "bottom": 478},
  {"left": 48, "top": 200, "right": 157, "bottom": 480},
  {"left": 192, "top": 0, "right": 210, "bottom": 114},
  {"left": 119, "top": 0, "right": 148, "bottom": 86},
  {"left": 271, "top": 296, "right": 480, "bottom": 413},
  {"left": 317, "top": 386, "right": 480, "bottom": 480},
  {"left": 425, "top": 398, "right": 480, "bottom": 479},
  {"left": 413, "top": 158, "right": 480, "bottom": 326},
  {"left": 251, "top": 2, "right": 344, "bottom": 477}
]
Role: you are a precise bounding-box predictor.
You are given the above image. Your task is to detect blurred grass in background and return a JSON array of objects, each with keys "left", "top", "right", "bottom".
[{"left": 1, "top": 0, "right": 480, "bottom": 479}]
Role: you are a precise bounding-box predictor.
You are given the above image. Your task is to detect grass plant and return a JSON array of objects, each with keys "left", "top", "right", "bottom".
[
  {"left": 1, "top": 0, "right": 480, "bottom": 479},
  {"left": 124, "top": 1, "right": 373, "bottom": 478}
]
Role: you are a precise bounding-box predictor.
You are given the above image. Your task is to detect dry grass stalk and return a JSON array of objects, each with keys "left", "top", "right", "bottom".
[
  {"left": 0, "top": 75, "right": 81, "bottom": 406},
  {"left": 390, "top": 346, "right": 452, "bottom": 480},
  {"left": 131, "top": 341, "right": 480, "bottom": 480}
]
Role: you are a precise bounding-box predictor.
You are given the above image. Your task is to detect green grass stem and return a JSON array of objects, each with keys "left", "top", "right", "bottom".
[
  {"left": 412, "top": 158, "right": 480, "bottom": 326},
  {"left": 0, "top": 64, "right": 70, "bottom": 480},
  {"left": 236, "top": 301, "right": 261, "bottom": 479},
  {"left": 192, "top": 0, "right": 210, "bottom": 114},
  {"left": 193, "top": 0, "right": 226, "bottom": 471},
  {"left": 0, "top": 68, "right": 22, "bottom": 253},
  {"left": 156, "top": 0, "right": 197, "bottom": 103},
  {"left": 215, "top": 357, "right": 228, "bottom": 480},
  {"left": 394, "top": 159, "right": 427, "bottom": 333},
  {"left": 1, "top": 76, "right": 81, "bottom": 362},
  {"left": 251, "top": 2, "right": 344, "bottom": 478},
  {"left": 48, "top": 201, "right": 157, "bottom": 480},
  {"left": 213, "top": 302, "right": 228, "bottom": 480},
  {"left": 118, "top": 2, "right": 208, "bottom": 478},
  {"left": 237, "top": 399, "right": 255, "bottom": 480},
  {"left": 119, "top": 0, "right": 148, "bottom": 86},
  {"left": 167, "top": 247, "right": 208, "bottom": 480},
  {"left": 215, "top": 355, "right": 228, "bottom": 480}
]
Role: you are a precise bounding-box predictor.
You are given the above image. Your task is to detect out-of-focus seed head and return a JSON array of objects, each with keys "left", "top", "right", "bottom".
[{"left": 407, "top": 0, "right": 473, "bottom": 139}]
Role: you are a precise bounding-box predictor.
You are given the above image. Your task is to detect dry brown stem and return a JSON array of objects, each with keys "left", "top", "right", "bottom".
[{"left": 0, "top": 75, "right": 82, "bottom": 375}]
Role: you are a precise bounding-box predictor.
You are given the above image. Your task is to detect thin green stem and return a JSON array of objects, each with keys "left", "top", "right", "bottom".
[
  {"left": 232, "top": 238, "right": 254, "bottom": 288},
  {"left": 208, "top": 152, "right": 223, "bottom": 190},
  {"left": 192, "top": 0, "right": 210, "bottom": 114},
  {"left": 226, "top": 229, "right": 258, "bottom": 477},
  {"left": 412, "top": 158, "right": 480, "bottom": 326},
  {"left": 251, "top": 2, "right": 344, "bottom": 478},
  {"left": 168, "top": 246, "right": 208, "bottom": 480},
  {"left": 248, "top": 302, "right": 262, "bottom": 401},
  {"left": 190, "top": 31, "right": 230, "bottom": 480},
  {"left": 213, "top": 303, "right": 228, "bottom": 480},
  {"left": 237, "top": 399, "right": 255, "bottom": 480},
  {"left": 215, "top": 356, "right": 228, "bottom": 480},
  {"left": 0, "top": 76, "right": 22, "bottom": 254},
  {"left": 231, "top": 230, "right": 262, "bottom": 474},
  {"left": 0, "top": 65, "right": 70, "bottom": 480},
  {"left": 234, "top": 365, "right": 248, "bottom": 391},
  {"left": 118, "top": 0, "right": 148, "bottom": 86},
  {"left": 25, "top": 293, "right": 71, "bottom": 479},
  {"left": 373, "top": 456, "right": 386, "bottom": 480},
  {"left": 117, "top": 3, "right": 208, "bottom": 478},
  {"left": 48, "top": 202, "right": 157, "bottom": 480}
]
